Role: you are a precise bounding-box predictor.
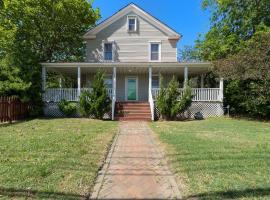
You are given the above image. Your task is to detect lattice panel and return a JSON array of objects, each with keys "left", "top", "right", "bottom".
[
  {"left": 43, "top": 102, "right": 111, "bottom": 119},
  {"left": 154, "top": 102, "right": 224, "bottom": 120}
]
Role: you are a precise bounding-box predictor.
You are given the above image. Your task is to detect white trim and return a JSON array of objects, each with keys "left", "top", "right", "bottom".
[
  {"left": 149, "top": 41, "right": 162, "bottom": 62},
  {"left": 125, "top": 76, "right": 138, "bottom": 101},
  {"left": 83, "top": 4, "right": 181, "bottom": 39},
  {"left": 127, "top": 15, "right": 137, "bottom": 32}
]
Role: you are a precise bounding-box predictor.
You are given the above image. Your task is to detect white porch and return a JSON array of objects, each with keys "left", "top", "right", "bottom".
[{"left": 41, "top": 62, "right": 224, "bottom": 120}]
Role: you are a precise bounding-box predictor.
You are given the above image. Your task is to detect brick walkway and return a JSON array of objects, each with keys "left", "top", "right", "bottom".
[{"left": 91, "top": 121, "right": 181, "bottom": 200}]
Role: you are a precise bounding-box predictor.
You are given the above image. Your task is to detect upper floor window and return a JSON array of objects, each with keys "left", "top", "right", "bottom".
[
  {"left": 127, "top": 16, "right": 137, "bottom": 32},
  {"left": 104, "top": 42, "right": 113, "bottom": 61},
  {"left": 150, "top": 42, "right": 161, "bottom": 61}
]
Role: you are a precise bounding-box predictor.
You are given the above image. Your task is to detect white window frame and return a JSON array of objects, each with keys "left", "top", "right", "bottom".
[
  {"left": 127, "top": 15, "right": 137, "bottom": 32},
  {"left": 149, "top": 41, "right": 161, "bottom": 62},
  {"left": 103, "top": 41, "right": 114, "bottom": 62}
]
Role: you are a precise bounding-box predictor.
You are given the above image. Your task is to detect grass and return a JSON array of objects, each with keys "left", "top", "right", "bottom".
[
  {"left": 0, "top": 118, "right": 118, "bottom": 200},
  {"left": 150, "top": 117, "right": 270, "bottom": 200}
]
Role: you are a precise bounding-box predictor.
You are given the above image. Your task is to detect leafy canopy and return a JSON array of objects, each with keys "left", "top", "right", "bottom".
[
  {"left": 197, "top": 0, "right": 270, "bottom": 60},
  {"left": 0, "top": 0, "right": 99, "bottom": 106}
]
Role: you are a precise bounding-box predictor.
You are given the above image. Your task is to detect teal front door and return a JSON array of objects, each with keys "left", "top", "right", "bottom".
[{"left": 126, "top": 77, "right": 137, "bottom": 101}]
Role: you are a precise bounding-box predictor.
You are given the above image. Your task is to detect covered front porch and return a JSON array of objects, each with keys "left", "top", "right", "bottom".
[{"left": 41, "top": 62, "right": 224, "bottom": 120}]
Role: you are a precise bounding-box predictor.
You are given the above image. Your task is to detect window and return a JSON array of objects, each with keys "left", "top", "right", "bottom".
[
  {"left": 127, "top": 16, "right": 137, "bottom": 32},
  {"left": 150, "top": 42, "right": 161, "bottom": 61},
  {"left": 104, "top": 42, "right": 113, "bottom": 61},
  {"left": 152, "top": 75, "right": 159, "bottom": 88},
  {"left": 104, "top": 75, "right": 112, "bottom": 88}
]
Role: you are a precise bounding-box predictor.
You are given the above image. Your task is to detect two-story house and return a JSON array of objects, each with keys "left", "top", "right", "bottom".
[{"left": 41, "top": 3, "right": 224, "bottom": 120}]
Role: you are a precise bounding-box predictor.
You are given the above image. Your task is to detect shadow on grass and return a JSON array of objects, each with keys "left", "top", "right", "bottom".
[
  {"left": 0, "top": 118, "right": 35, "bottom": 128},
  {"left": 0, "top": 187, "right": 86, "bottom": 200},
  {"left": 184, "top": 187, "right": 270, "bottom": 199}
]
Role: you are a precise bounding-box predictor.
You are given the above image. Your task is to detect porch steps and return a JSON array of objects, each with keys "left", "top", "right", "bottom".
[{"left": 115, "top": 102, "right": 151, "bottom": 121}]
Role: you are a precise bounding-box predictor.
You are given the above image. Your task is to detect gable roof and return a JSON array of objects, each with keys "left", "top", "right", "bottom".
[{"left": 83, "top": 3, "right": 182, "bottom": 40}]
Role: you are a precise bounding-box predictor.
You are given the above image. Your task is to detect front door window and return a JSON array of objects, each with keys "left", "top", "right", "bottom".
[{"left": 127, "top": 78, "right": 137, "bottom": 101}]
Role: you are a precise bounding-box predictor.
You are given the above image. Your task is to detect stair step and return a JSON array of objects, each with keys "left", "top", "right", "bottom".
[
  {"left": 116, "top": 109, "right": 151, "bottom": 114},
  {"left": 115, "top": 116, "right": 151, "bottom": 121},
  {"left": 116, "top": 113, "right": 151, "bottom": 117}
]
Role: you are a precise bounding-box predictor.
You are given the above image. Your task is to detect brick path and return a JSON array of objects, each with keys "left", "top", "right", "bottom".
[{"left": 91, "top": 121, "right": 181, "bottom": 199}]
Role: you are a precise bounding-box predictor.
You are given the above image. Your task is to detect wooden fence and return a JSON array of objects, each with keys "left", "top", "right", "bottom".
[{"left": 0, "top": 97, "right": 30, "bottom": 123}]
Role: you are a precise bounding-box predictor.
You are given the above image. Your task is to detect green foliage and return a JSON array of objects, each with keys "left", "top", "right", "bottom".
[
  {"left": 214, "top": 29, "right": 270, "bottom": 118},
  {"left": 79, "top": 71, "right": 111, "bottom": 119},
  {"left": 0, "top": 0, "right": 99, "bottom": 111},
  {"left": 198, "top": 0, "right": 270, "bottom": 60},
  {"left": 79, "top": 91, "right": 92, "bottom": 117},
  {"left": 225, "top": 80, "right": 270, "bottom": 118},
  {"left": 172, "top": 85, "right": 193, "bottom": 118},
  {"left": 157, "top": 75, "right": 193, "bottom": 120},
  {"left": 58, "top": 99, "right": 77, "bottom": 117},
  {"left": 178, "top": 45, "right": 201, "bottom": 62}
]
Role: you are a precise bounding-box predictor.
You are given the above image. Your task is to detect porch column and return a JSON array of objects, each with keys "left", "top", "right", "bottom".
[
  {"left": 148, "top": 66, "right": 152, "bottom": 101},
  {"left": 42, "top": 66, "right": 46, "bottom": 92},
  {"left": 112, "top": 67, "right": 116, "bottom": 120},
  {"left": 77, "top": 67, "right": 81, "bottom": 98},
  {"left": 184, "top": 66, "right": 188, "bottom": 86},
  {"left": 219, "top": 78, "right": 224, "bottom": 102}
]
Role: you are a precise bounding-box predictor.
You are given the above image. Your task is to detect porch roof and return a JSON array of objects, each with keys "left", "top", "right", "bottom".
[{"left": 41, "top": 62, "right": 212, "bottom": 76}]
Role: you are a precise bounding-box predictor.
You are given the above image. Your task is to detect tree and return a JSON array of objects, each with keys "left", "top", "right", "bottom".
[
  {"left": 178, "top": 45, "right": 201, "bottom": 62},
  {"left": 157, "top": 75, "right": 193, "bottom": 120},
  {"left": 0, "top": 0, "right": 99, "bottom": 114},
  {"left": 79, "top": 71, "right": 111, "bottom": 119},
  {"left": 197, "top": 0, "right": 270, "bottom": 60},
  {"left": 214, "top": 29, "right": 270, "bottom": 117}
]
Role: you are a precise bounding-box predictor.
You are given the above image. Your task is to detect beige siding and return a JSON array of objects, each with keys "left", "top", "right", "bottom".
[{"left": 86, "top": 11, "right": 177, "bottom": 63}]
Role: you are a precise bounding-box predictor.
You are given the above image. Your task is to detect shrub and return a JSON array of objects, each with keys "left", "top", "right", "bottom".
[
  {"left": 79, "top": 90, "right": 92, "bottom": 117},
  {"left": 157, "top": 75, "right": 193, "bottom": 120},
  {"left": 58, "top": 99, "right": 77, "bottom": 117},
  {"left": 79, "top": 71, "right": 111, "bottom": 119}
]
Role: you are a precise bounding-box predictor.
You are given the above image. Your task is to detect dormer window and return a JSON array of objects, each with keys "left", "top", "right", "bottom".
[
  {"left": 104, "top": 42, "right": 113, "bottom": 61},
  {"left": 127, "top": 16, "right": 137, "bottom": 32}
]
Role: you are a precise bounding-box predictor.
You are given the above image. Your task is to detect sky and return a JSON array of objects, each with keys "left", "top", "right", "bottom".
[{"left": 92, "top": 0, "right": 211, "bottom": 50}]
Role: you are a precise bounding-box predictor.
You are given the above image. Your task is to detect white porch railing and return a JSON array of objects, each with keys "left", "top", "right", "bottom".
[
  {"left": 43, "top": 88, "right": 113, "bottom": 102},
  {"left": 152, "top": 88, "right": 222, "bottom": 102}
]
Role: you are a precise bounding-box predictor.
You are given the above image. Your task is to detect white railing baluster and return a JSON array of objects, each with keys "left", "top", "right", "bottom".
[
  {"left": 43, "top": 88, "right": 113, "bottom": 102},
  {"left": 151, "top": 88, "right": 222, "bottom": 102}
]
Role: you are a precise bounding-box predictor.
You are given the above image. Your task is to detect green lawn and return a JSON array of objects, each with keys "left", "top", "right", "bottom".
[
  {"left": 0, "top": 118, "right": 118, "bottom": 200},
  {"left": 151, "top": 118, "right": 270, "bottom": 200}
]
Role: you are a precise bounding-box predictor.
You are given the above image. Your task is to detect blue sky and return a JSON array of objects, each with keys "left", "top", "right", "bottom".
[{"left": 92, "top": 0, "right": 211, "bottom": 50}]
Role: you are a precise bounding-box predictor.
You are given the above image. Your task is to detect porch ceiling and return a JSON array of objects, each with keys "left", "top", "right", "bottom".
[{"left": 42, "top": 62, "right": 212, "bottom": 77}]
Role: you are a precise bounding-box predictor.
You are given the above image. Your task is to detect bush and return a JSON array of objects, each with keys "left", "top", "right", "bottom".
[
  {"left": 79, "top": 91, "right": 92, "bottom": 117},
  {"left": 157, "top": 75, "right": 193, "bottom": 120},
  {"left": 58, "top": 100, "right": 77, "bottom": 117},
  {"left": 225, "top": 80, "right": 270, "bottom": 118},
  {"left": 79, "top": 71, "right": 111, "bottom": 119}
]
